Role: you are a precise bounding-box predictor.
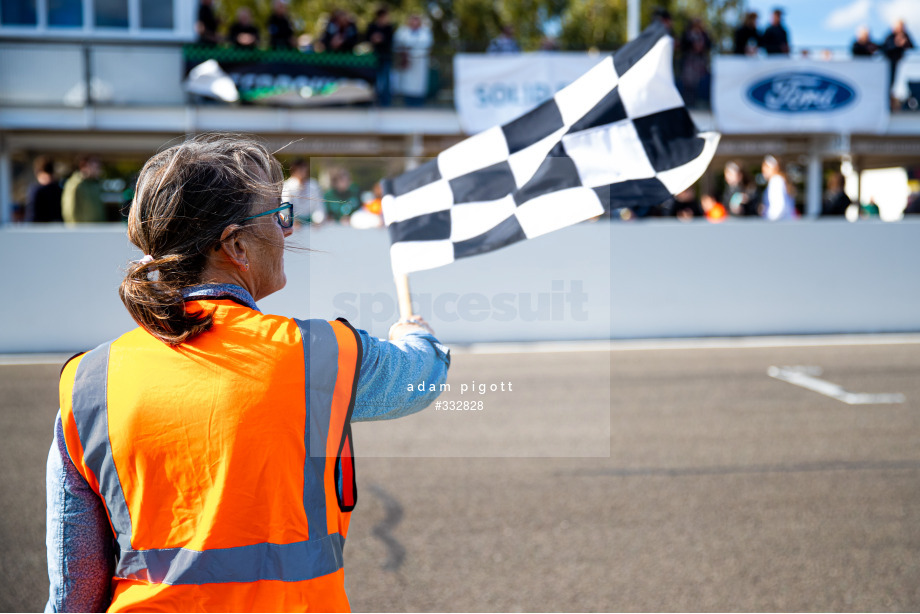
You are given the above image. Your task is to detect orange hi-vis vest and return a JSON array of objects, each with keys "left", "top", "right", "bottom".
[{"left": 58, "top": 298, "right": 362, "bottom": 612}]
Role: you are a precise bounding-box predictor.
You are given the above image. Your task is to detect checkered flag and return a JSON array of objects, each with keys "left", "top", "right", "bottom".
[{"left": 381, "top": 22, "right": 720, "bottom": 274}]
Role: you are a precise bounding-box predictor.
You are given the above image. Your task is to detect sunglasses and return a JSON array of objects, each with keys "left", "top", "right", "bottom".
[{"left": 242, "top": 202, "right": 294, "bottom": 229}]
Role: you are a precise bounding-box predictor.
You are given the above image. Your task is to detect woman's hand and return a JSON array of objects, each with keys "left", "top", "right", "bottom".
[{"left": 388, "top": 316, "right": 435, "bottom": 340}]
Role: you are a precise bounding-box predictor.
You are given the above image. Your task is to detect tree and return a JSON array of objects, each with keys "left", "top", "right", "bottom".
[
  {"left": 559, "top": 0, "right": 628, "bottom": 50},
  {"left": 557, "top": 0, "right": 743, "bottom": 51},
  {"left": 208, "top": 0, "right": 743, "bottom": 53}
]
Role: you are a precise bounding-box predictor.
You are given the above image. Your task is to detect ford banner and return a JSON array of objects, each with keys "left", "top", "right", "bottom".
[{"left": 713, "top": 57, "right": 888, "bottom": 134}]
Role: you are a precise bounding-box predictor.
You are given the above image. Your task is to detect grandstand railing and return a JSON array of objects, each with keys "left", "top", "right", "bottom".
[{"left": 0, "top": 39, "right": 918, "bottom": 110}]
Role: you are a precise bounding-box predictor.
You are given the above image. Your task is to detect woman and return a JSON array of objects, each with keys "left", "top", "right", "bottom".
[
  {"left": 760, "top": 155, "right": 797, "bottom": 221},
  {"left": 46, "top": 135, "right": 450, "bottom": 612},
  {"left": 722, "top": 161, "right": 758, "bottom": 217}
]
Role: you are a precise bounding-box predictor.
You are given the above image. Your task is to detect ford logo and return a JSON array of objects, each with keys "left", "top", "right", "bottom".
[{"left": 746, "top": 72, "right": 856, "bottom": 113}]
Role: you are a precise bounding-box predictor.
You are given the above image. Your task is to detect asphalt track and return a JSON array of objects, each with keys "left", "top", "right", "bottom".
[{"left": 1, "top": 340, "right": 919, "bottom": 612}]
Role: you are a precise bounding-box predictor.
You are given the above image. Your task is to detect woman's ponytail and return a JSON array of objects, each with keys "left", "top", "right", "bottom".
[{"left": 118, "top": 254, "right": 213, "bottom": 346}]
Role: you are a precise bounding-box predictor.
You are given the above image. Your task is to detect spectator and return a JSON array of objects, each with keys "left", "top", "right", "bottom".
[
  {"left": 851, "top": 26, "right": 878, "bottom": 57},
  {"left": 723, "top": 161, "right": 759, "bottom": 217},
  {"left": 363, "top": 182, "right": 384, "bottom": 216},
  {"left": 539, "top": 36, "right": 560, "bottom": 51},
  {"left": 323, "top": 169, "right": 361, "bottom": 222},
  {"left": 487, "top": 24, "right": 521, "bottom": 54},
  {"left": 282, "top": 159, "right": 324, "bottom": 224},
  {"left": 701, "top": 194, "right": 728, "bottom": 223},
  {"left": 349, "top": 183, "right": 385, "bottom": 229},
  {"left": 228, "top": 8, "right": 260, "bottom": 49},
  {"left": 321, "top": 9, "right": 359, "bottom": 53},
  {"left": 861, "top": 198, "right": 881, "bottom": 217},
  {"left": 25, "top": 156, "right": 63, "bottom": 223},
  {"left": 733, "top": 12, "right": 760, "bottom": 55},
  {"left": 882, "top": 19, "right": 915, "bottom": 92},
  {"left": 904, "top": 191, "right": 920, "bottom": 215},
  {"left": 393, "top": 14, "right": 433, "bottom": 106},
  {"left": 366, "top": 6, "right": 395, "bottom": 106},
  {"left": 652, "top": 7, "right": 673, "bottom": 35},
  {"left": 679, "top": 18, "right": 712, "bottom": 108},
  {"left": 822, "top": 172, "right": 851, "bottom": 216},
  {"left": 672, "top": 187, "right": 704, "bottom": 221},
  {"left": 195, "top": 0, "right": 220, "bottom": 45},
  {"left": 267, "top": 1, "right": 296, "bottom": 50},
  {"left": 760, "top": 8, "right": 790, "bottom": 55},
  {"left": 760, "top": 155, "right": 796, "bottom": 221},
  {"left": 62, "top": 155, "right": 105, "bottom": 224},
  {"left": 297, "top": 33, "right": 315, "bottom": 52}
]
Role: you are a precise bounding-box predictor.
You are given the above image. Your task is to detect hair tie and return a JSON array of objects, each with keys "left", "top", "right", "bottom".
[{"left": 138, "top": 254, "right": 154, "bottom": 266}]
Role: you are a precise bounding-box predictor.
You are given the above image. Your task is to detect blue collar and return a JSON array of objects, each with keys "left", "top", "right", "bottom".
[{"left": 182, "top": 283, "right": 260, "bottom": 312}]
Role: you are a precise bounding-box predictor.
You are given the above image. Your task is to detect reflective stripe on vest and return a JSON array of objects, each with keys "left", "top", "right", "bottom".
[
  {"left": 297, "top": 318, "right": 338, "bottom": 541},
  {"left": 71, "top": 341, "right": 133, "bottom": 556},
  {"left": 67, "top": 317, "right": 360, "bottom": 586},
  {"left": 117, "top": 533, "right": 345, "bottom": 584}
]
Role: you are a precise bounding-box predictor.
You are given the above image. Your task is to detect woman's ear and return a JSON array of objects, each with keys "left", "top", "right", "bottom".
[{"left": 217, "top": 225, "right": 250, "bottom": 271}]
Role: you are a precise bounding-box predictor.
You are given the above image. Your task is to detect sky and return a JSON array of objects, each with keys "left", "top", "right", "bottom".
[{"left": 743, "top": 0, "right": 920, "bottom": 49}]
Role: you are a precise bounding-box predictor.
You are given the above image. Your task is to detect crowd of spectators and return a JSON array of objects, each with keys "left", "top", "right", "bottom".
[
  {"left": 730, "top": 9, "right": 915, "bottom": 102},
  {"left": 17, "top": 155, "right": 109, "bottom": 224},
  {"left": 15, "top": 152, "right": 920, "bottom": 226},
  {"left": 730, "top": 9, "right": 788, "bottom": 55},
  {"left": 610, "top": 154, "right": 920, "bottom": 224},
  {"left": 848, "top": 17, "right": 915, "bottom": 85},
  {"left": 191, "top": 2, "right": 919, "bottom": 110},
  {"left": 658, "top": 7, "right": 917, "bottom": 110},
  {"left": 15, "top": 155, "right": 390, "bottom": 228},
  {"left": 282, "top": 164, "right": 384, "bottom": 229},
  {"left": 11, "top": 6, "right": 920, "bottom": 225},
  {"left": 195, "top": 3, "right": 433, "bottom": 106}
]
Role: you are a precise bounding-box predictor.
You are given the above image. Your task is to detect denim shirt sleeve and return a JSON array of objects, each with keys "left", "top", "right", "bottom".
[
  {"left": 351, "top": 329, "right": 451, "bottom": 422},
  {"left": 46, "top": 411, "right": 115, "bottom": 613}
]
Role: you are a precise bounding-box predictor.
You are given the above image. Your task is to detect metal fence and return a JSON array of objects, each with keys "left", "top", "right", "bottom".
[{"left": 2, "top": 39, "right": 919, "bottom": 110}]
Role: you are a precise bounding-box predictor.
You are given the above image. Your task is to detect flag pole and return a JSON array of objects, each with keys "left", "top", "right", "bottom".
[{"left": 394, "top": 272, "right": 414, "bottom": 319}]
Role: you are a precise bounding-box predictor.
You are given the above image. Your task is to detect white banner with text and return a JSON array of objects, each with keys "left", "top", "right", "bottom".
[
  {"left": 453, "top": 52, "right": 606, "bottom": 134},
  {"left": 713, "top": 57, "right": 889, "bottom": 134}
]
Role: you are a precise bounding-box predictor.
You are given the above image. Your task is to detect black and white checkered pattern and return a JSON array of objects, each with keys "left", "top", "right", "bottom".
[{"left": 382, "top": 22, "right": 720, "bottom": 274}]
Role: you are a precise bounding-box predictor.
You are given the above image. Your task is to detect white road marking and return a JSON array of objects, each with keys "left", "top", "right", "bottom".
[
  {"left": 457, "top": 333, "right": 920, "bottom": 355},
  {"left": 767, "top": 366, "right": 906, "bottom": 405},
  {"left": 0, "top": 353, "right": 72, "bottom": 366}
]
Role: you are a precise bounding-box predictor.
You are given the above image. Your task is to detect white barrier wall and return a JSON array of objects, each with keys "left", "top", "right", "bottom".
[{"left": 1, "top": 220, "right": 918, "bottom": 353}]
